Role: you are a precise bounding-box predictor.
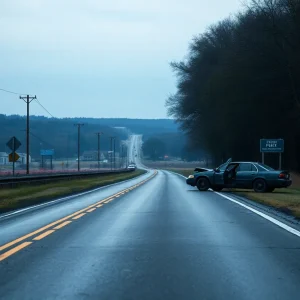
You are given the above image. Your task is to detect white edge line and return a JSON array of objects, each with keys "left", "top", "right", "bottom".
[
  {"left": 165, "top": 170, "right": 187, "bottom": 179},
  {"left": 0, "top": 170, "right": 151, "bottom": 220},
  {"left": 215, "top": 192, "right": 300, "bottom": 238},
  {"left": 166, "top": 170, "right": 300, "bottom": 238}
]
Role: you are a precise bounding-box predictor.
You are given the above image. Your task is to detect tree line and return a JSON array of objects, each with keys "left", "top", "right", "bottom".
[
  {"left": 142, "top": 133, "right": 207, "bottom": 161},
  {"left": 167, "top": 0, "right": 300, "bottom": 170},
  {"left": 0, "top": 115, "right": 127, "bottom": 159},
  {"left": 0, "top": 115, "right": 183, "bottom": 160}
]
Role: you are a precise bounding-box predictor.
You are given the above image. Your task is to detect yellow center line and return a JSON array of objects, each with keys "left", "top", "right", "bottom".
[
  {"left": 0, "top": 207, "right": 89, "bottom": 252},
  {"left": 72, "top": 213, "right": 86, "bottom": 220},
  {"left": 0, "top": 171, "right": 158, "bottom": 255},
  {"left": 104, "top": 198, "right": 114, "bottom": 203},
  {"left": 87, "top": 208, "right": 96, "bottom": 213},
  {"left": 98, "top": 197, "right": 114, "bottom": 204},
  {"left": 53, "top": 221, "right": 72, "bottom": 230},
  {"left": 33, "top": 230, "right": 55, "bottom": 241},
  {"left": 0, "top": 242, "right": 32, "bottom": 262},
  {"left": 115, "top": 192, "right": 124, "bottom": 196},
  {"left": 90, "top": 196, "right": 114, "bottom": 207}
]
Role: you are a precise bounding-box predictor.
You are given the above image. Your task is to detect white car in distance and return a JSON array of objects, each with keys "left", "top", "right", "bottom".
[{"left": 127, "top": 164, "right": 136, "bottom": 170}]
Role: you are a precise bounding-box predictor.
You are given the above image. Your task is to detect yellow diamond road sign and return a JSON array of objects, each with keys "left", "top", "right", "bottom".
[{"left": 9, "top": 152, "right": 20, "bottom": 162}]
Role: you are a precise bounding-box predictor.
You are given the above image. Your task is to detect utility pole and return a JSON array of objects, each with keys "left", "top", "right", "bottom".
[
  {"left": 95, "top": 132, "right": 103, "bottom": 170},
  {"left": 121, "top": 144, "right": 124, "bottom": 168},
  {"left": 20, "top": 95, "right": 37, "bottom": 175},
  {"left": 113, "top": 137, "right": 116, "bottom": 170},
  {"left": 74, "top": 123, "right": 84, "bottom": 171},
  {"left": 109, "top": 137, "right": 115, "bottom": 170}
]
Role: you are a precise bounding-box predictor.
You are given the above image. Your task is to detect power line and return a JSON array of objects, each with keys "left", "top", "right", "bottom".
[
  {"left": 0, "top": 88, "right": 32, "bottom": 96},
  {"left": 35, "top": 99, "right": 55, "bottom": 118},
  {"left": 0, "top": 88, "right": 54, "bottom": 118},
  {"left": 29, "top": 131, "right": 55, "bottom": 149}
]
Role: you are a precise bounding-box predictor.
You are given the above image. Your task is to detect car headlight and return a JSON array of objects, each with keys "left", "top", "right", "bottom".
[{"left": 188, "top": 175, "right": 194, "bottom": 179}]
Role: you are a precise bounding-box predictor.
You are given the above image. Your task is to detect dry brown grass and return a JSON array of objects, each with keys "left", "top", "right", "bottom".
[
  {"left": 166, "top": 168, "right": 194, "bottom": 177},
  {"left": 144, "top": 160, "right": 209, "bottom": 169}
]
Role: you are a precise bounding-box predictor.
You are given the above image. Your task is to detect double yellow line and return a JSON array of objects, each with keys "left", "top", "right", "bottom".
[{"left": 0, "top": 171, "right": 157, "bottom": 262}]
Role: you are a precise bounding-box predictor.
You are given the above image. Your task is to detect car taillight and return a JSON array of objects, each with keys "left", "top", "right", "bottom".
[{"left": 278, "top": 173, "right": 287, "bottom": 179}]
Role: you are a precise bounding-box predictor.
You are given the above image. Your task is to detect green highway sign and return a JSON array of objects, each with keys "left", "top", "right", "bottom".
[{"left": 260, "top": 139, "right": 284, "bottom": 153}]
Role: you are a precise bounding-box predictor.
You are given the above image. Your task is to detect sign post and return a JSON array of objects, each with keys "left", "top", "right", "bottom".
[
  {"left": 40, "top": 149, "right": 54, "bottom": 170},
  {"left": 260, "top": 139, "right": 284, "bottom": 169},
  {"left": 7, "top": 136, "right": 21, "bottom": 176}
]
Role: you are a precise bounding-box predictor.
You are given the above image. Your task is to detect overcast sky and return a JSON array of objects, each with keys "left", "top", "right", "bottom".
[{"left": 0, "top": 0, "right": 242, "bottom": 119}]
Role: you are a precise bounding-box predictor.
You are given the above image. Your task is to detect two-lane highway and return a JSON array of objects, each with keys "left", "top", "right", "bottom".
[{"left": 1, "top": 169, "right": 300, "bottom": 299}]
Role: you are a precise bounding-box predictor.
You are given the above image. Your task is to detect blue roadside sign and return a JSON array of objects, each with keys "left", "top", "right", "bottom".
[
  {"left": 260, "top": 139, "right": 284, "bottom": 153},
  {"left": 40, "top": 149, "right": 54, "bottom": 156}
]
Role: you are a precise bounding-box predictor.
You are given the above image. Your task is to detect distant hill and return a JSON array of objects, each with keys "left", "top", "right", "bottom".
[
  {"left": 42, "top": 117, "right": 179, "bottom": 135},
  {"left": 0, "top": 115, "right": 180, "bottom": 159}
]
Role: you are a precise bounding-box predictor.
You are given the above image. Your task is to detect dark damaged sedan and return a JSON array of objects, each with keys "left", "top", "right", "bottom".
[{"left": 186, "top": 159, "right": 292, "bottom": 193}]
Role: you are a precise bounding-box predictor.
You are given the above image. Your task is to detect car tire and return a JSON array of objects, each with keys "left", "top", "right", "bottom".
[
  {"left": 253, "top": 179, "right": 267, "bottom": 193},
  {"left": 196, "top": 177, "right": 210, "bottom": 191},
  {"left": 212, "top": 186, "right": 223, "bottom": 192}
]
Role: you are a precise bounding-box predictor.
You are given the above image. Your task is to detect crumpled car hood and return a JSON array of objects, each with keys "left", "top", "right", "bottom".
[{"left": 194, "top": 167, "right": 213, "bottom": 173}]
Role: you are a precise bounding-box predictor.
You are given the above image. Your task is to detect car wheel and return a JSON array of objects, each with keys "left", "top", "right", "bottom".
[
  {"left": 212, "top": 186, "right": 223, "bottom": 192},
  {"left": 253, "top": 179, "right": 267, "bottom": 193},
  {"left": 196, "top": 177, "right": 210, "bottom": 191}
]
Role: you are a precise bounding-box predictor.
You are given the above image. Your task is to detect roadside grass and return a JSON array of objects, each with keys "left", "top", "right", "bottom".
[
  {"left": 0, "top": 169, "right": 146, "bottom": 213},
  {"left": 165, "top": 168, "right": 194, "bottom": 178},
  {"left": 233, "top": 188, "right": 300, "bottom": 218},
  {"left": 165, "top": 168, "right": 300, "bottom": 219},
  {"left": 144, "top": 160, "right": 210, "bottom": 169}
]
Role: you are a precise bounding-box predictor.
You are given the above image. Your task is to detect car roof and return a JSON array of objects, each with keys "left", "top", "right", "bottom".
[{"left": 230, "top": 161, "right": 259, "bottom": 164}]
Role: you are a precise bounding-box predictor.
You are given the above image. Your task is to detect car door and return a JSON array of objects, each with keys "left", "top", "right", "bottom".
[
  {"left": 235, "top": 163, "right": 258, "bottom": 188},
  {"left": 223, "top": 163, "right": 239, "bottom": 187},
  {"left": 213, "top": 158, "right": 232, "bottom": 185}
]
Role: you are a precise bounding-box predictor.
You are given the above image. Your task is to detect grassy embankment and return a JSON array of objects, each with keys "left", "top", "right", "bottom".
[
  {"left": 0, "top": 169, "right": 146, "bottom": 213},
  {"left": 166, "top": 168, "right": 300, "bottom": 219}
]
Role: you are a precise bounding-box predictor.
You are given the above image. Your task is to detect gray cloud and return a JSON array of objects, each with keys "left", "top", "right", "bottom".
[{"left": 0, "top": 0, "right": 242, "bottom": 118}]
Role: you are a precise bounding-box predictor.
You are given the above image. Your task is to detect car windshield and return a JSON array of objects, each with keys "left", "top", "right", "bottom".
[
  {"left": 256, "top": 163, "right": 274, "bottom": 171},
  {"left": 217, "top": 163, "right": 228, "bottom": 171}
]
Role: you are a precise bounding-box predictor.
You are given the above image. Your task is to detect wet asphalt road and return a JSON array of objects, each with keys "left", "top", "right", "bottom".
[{"left": 1, "top": 170, "right": 300, "bottom": 300}]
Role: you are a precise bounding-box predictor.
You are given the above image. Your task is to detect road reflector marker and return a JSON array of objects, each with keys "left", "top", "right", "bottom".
[
  {"left": 72, "top": 213, "right": 86, "bottom": 220},
  {"left": 0, "top": 242, "right": 32, "bottom": 262},
  {"left": 53, "top": 221, "right": 72, "bottom": 230},
  {"left": 33, "top": 230, "right": 55, "bottom": 241}
]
